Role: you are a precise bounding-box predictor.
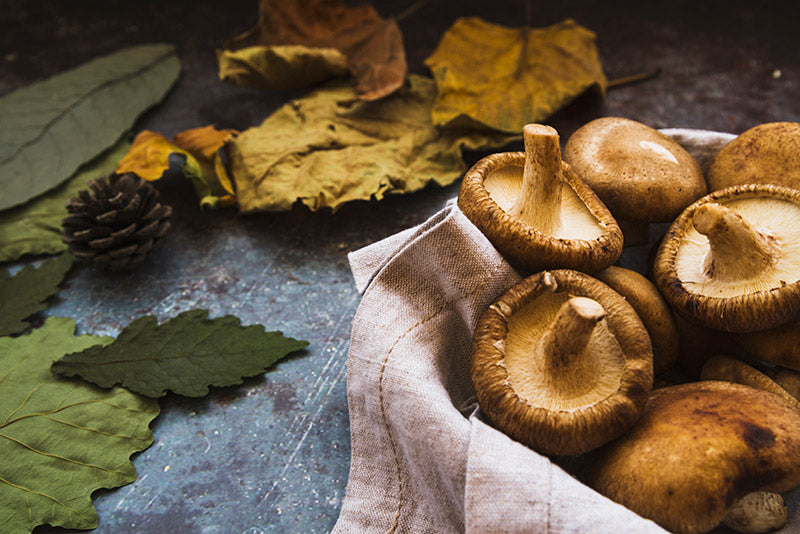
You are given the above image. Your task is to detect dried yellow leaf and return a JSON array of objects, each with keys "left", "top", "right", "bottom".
[
  {"left": 425, "top": 17, "right": 607, "bottom": 133},
  {"left": 216, "top": 44, "right": 348, "bottom": 91},
  {"left": 116, "top": 127, "right": 238, "bottom": 208},
  {"left": 228, "top": 75, "right": 516, "bottom": 212},
  {"left": 116, "top": 130, "right": 198, "bottom": 181}
]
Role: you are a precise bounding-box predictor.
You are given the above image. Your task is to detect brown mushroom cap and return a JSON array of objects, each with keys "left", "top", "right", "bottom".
[
  {"left": 458, "top": 124, "right": 622, "bottom": 273},
  {"left": 470, "top": 269, "right": 652, "bottom": 456},
  {"left": 700, "top": 355, "right": 800, "bottom": 411},
  {"left": 768, "top": 366, "right": 800, "bottom": 401},
  {"left": 595, "top": 265, "right": 679, "bottom": 375},
  {"left": 707, "top": 122, "right": 800, "bottom": 192},
  {"left": 734, "top": 317, "right": 800, "bottom": 372},
  {"left": 653, "top": 184, "right": 800, "bottom": 333},
  {"left": 583, "top": 381, "right": 800, "bottom": 534},
  {"left": 563, "top": 117, "right": 706, "bottom": 224}
]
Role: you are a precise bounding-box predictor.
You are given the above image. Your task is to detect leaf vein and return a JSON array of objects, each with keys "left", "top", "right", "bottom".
[
  {"left": 1, "top": 49, "right": 176, "bottom": 166},
  {"left": 0, "top": 431, "right": 131, "bottom": 476},
  {"left": 0, "top": 475, "right": 92, "bottom": 520}
]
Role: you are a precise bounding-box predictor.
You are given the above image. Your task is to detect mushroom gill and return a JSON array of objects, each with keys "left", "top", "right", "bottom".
[
  {"left": 458, "top": 123, "right": 621, "bottom": 273},
  {"left": 654, "top": 184, "right": 800, "bottom": 332},
  {"left": 470, "top": 269, "right": 652, "bottom": 456}
]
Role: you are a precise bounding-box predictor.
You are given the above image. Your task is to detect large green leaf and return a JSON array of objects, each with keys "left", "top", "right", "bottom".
[
  {"left": 52, "top": 309, "right": 309, "bottom": 397},
  {"left": 228, "top": 74, "right": 517, "bottom": 212},
  {"left": 0, "top": 317, "right": 159, "bottom": 534},
  {"left": 0, "top": 43, "right": 180, "bottom": 211},
  {"left": 0, "top": 139, "right": 130, "bottom": 262},
  {"left": 0, "top": 252, "right": 73, "bottom": 336}
]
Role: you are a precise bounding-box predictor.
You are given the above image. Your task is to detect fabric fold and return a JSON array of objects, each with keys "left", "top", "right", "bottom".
[{"left": 336, "top": 202, "right": 668, "bottom": 533}]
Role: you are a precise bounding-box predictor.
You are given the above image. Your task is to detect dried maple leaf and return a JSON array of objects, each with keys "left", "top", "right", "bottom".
[
  {"left": 425, "top": 17, "right": 608, "bottom": 133},
  {"left": 221, "top": 0, "right": 406, "bottom": 100},
  {"left": 227, "top": 75, "right": 517, "bottom": 213}
]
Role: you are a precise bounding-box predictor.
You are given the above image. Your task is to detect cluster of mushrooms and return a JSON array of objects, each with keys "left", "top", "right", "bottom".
[{"left": 460, "top": 119, "right": 800, "bottom": 534}]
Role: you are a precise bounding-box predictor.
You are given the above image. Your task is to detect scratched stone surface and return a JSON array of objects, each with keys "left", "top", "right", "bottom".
[{"left": 1, "top": 1, "right": 798, "bottom": 533}]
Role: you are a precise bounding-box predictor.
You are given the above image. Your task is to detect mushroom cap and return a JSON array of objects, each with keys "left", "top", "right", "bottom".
[
  {"left": 583, "top": 381, "right": 800, "bottom": 534},
  {"left": 734, "top": 317, "right": 800, "bottom": 372},
  {"left": 563, "top": 117, "right": 706, "bottom": 223},
  {"left": 653, "top": 184, "right": 800, "bottom": 333},
  {"left": 700, "top": 355, "right": 800, "bottom": 411},
  {"left": 470, "top": 269, "right": 652, "bottom": 456},
  {"left": 707, "top": 122, "right": 800, "bottom": 192},
  {"left": 457, "top": 152, "right": 622, "bottom": 273},
  {"left": 769, "top": 366, "right": 800, "bottom": 401},
  {"left": 595, "top": 265, "right": 679, "bottom": 375}
]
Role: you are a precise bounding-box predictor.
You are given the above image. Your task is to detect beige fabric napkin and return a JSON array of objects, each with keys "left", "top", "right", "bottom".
[{"left": 334, "top": 129, "right": 799, "bottom": 533}]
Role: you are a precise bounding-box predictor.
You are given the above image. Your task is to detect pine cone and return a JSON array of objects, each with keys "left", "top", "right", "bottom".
[{"left": 62, "top": 173, "right": 172, "bottom": 271}]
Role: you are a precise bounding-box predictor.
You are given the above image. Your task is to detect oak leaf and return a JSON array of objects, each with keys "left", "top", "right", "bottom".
[
  {"left": 0, "top": 252, "right": 73, "bottom": 336},
  {"left": 51, "top": 309, "right": 309, "bottom": 398},
  {"left": 424, "top": 17, "right": 607, "bottom": 133},
  {"left": 220, "top": 0, "right": 406, "bottom": 101},
  {"left": 227, "top": 75, "right": 517, "bottom": 212},
  {"left": 0, "top": 317, "right": 159, "bottom": 534}
]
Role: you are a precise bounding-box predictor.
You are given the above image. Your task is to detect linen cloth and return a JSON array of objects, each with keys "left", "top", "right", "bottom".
[{"left": 333, "top": 129, "right": 798, "bottom": 533}]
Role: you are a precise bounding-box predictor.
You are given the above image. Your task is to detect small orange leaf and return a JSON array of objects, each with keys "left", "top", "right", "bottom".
[
  {"left": 116, "top": 130, "right": 196, "bottom": 182},
  {"left": 172, "top": 125, "right": 238, "bottom": 161},
  {"left": 173, "top": 125, "right": 239, "bottom": 208},
  {"left": 425, "top": 17, "right": 607, "bottom": 133}
]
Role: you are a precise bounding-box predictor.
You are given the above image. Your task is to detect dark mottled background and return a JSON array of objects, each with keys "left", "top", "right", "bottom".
[{"left": 1, "top": 1, "right": 798, "bottom": 532}]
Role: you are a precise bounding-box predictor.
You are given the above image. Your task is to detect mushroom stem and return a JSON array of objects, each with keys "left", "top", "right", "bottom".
[
  {"left": 693, "top": 202, "right": 779, "bottom": 280},
  {"left": 538, "top": 297, "right": 606, "bottom": 369},
  {"left": 508, "top": 124, "right": 563, "bottom": 234}
]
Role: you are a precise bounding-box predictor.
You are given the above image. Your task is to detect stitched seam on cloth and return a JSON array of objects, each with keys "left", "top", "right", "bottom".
[{"left": 377, "top": 257, "right": 506, "bottom": 534}]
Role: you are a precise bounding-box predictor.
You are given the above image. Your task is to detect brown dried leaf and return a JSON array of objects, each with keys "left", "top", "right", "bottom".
[
  {"left": 425, "top": 17, "right": 607, "bottom": 133},
  {"left": 222, "top": 0, "right": 406, "bottom": 100}
]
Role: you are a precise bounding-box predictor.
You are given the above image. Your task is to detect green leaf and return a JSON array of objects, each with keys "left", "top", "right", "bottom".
[
  {"left": 0, "top": 317, "right": 159, "bottom": 534},
  {"left": 228, "top": 74, "right": 517, "bottom": 212},
  {"left": 0, "top": 43, "right": 181, "bottom": 211},
  {"left": 51, "top": 309, "right": 310, "bottom": 398},
  {"left": 0, "top": 139, "right": 130, "bottom": 263},
  {"left": 0, "top": 253, "right": 73, "bottom": 336}
]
